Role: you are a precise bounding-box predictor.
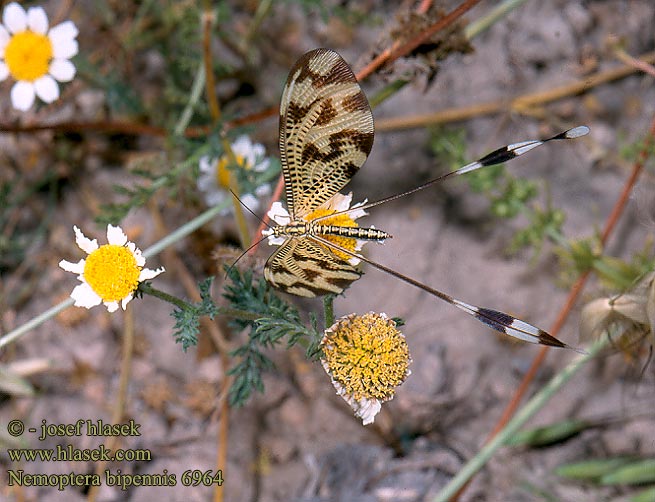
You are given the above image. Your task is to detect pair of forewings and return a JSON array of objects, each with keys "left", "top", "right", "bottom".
[{"left": 264, "top": 48, "right": 375, "bottom": 298}]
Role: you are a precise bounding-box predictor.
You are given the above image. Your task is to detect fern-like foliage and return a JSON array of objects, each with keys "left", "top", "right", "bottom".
[
  {"left": 171, "top": 278, "right": 219, "bottom": 351},
  {"left": 223, "top": 266, "right": 320, "bottom": 406}
]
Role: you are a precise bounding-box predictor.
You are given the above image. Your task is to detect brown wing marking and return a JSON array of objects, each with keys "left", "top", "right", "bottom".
[
  {"left": 264, "top": 237, "right": 361, "bottom": 297},
  {"left": 279, "top": 48, "right": 374, "bottom": 218}
]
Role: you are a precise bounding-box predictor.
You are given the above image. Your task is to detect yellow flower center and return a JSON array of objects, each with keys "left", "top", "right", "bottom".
[
  {"left": 4, "top": 30, "right": 53, "bottom": 82},
  {"left": 83, "top": 245, "right": 141, "bottom": 302},
  {"left": 306, "top": 208, "right": 359, "bottom": 261},
  {"left": 216, "top": 154, "right": 248, "bottom": 188},
  {"left": 322, "top": 313, "right": 411, "bottom": 401}
]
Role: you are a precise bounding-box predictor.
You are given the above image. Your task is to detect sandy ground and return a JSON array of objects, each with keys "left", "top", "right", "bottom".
[{"left": 1, "top": 1, "right": 654, "bottom": 501}]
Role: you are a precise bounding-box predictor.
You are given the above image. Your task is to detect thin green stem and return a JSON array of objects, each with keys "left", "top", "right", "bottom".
[
  {"left": 87, "top": 305, "right": 135, "bottom": 502},
  {"left": 241, "top": 0, "right": 273, "bottom": 58},
  {"left": 368, "top": 79, "right": 410, "bottom": 109},
  {"left": 139, "top": 282, "right": 262, "bottom": 321},
  {"left": 0, "top": 202, "right": 231, "bottom": 349},
  {"left": 138, "top": 283, "right": 194, "bottom": 310},
  {"left": 0, "top": 299, "right": 73, "bottom": 350},
  {"left": 173, "top": 62, "right": 206, "bottom": 136},
  {"left": 464, "top": 0, "right": 530, "bottom": 39},
  {"left": 431, "top": 336, "right": 609, "bottom": 502},
  {"left": 143, "top": 201, "right": 230, "bottom": 257},
  {"left": 219, "top": 307, "right": 263, "bottom": 322},
  {"left": 323, "top": 295, "right": 335, "bottom": 328}
]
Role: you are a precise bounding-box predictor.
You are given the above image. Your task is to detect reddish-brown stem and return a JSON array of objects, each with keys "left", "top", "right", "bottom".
[
  {"left": 202, "top": 9, "right": 221, "bottom": 122},
  {"left": 356, "top": 0, "right": 482, "bottom": 81},
  {"left": 450, "top": 110, "right": 655, "bottom": 502},
  {"left": 497, "top": 113, "right": 655, "bottom": 431},
  {"left": 0, "top": 120, "right": 167, "bottom": 136},
  {"left": 251, "top": 0, "right": 481, "bottom": 247}
]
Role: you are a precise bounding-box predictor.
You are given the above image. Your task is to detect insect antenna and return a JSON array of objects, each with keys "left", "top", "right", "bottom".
[
  {"left": 229, "top": 189, "right": 273, "bottom": 230},
  {"left": 223, "top": 233, "right": 271, "bottom": 280},
  {"left": 310, "top": 234, "right": 585, "bottom": 353},
  {"left": 222, "top": 189, "right": 273, "bottom": 279},
  {"left": 327, "top": 126, "right": 589, "bottom": 219}
]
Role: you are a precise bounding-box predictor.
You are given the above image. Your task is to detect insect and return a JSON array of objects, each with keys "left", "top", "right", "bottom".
[{"left": 263, "top": 48, "right": 588, "bottom": 350}]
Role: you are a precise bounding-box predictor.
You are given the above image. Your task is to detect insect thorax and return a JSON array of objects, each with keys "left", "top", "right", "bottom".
[{"left": 273, "top": 220, "right": 390, "bottom": 242}]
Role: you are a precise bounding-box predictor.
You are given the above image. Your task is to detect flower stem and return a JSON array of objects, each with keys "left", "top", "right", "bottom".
[
  {"left": 173, "top": 62, "right": 206, "bottom": 136},
  {"left": 139, "top": 282, "right": 262, "bottom": 321},
  {"left": 138, "top": 282, "right": 194, "bottom": 310},
  {"left": 0, "top": 204, "right": 231, "bottom": 349},
  {"left": 87, "top": 305, "right": 135, "bottom": 502},
  {"left": 432, "top": 336, "right": 609, "bottom": 502},
  {"left": 143, "top": 203, "right": 229, "bottom": 258},
  {"left": 464, "top": 0, "right": 530, "bottom": 40},
  {"left": 0, "top": 298, "right": 73, "bottom": 350},
  {"left": 323, "top": 295, "right": 335, "bottom": 328}
]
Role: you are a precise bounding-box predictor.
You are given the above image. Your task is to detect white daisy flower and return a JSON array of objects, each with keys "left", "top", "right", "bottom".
[
  {"left": 197, "top": 135, "right": 271, "bottom": 215},
  {"left": 321, "top": 312, "right": 411, "bottom": 425},
  {"left": 0, "top": 2, "right": 78, "bottom": 111},
  {"left": 263, "top": 192, "right": 371, "bottom": 265},
  {"left": 59, "top": 225, "right": 164, "bottom": 313}
]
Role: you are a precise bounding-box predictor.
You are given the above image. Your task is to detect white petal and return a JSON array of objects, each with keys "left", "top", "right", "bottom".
[
  {"left": 326, "top": 192, "right": 352, "bottom": 212},
  {"left": 106, "top": 224, "right": 127, "bottom": 246},
  {"left": 347, "top": 255, "right": 361, "bottom": 266},
  {"left": 59, "top": 259, "right": 85, "bottom": 274},
  {"left": 253, "top": 157, "right": 270, "bottom": 172},
  {"left": 251, "top": 143, "right": 265, "bottom": 159},
  {"left": 49, "top": 59, "right": 76, "bottom": 82},
  {"left": 3, "top": 3, "right": 27, "bottom": 34},
  {"left": 266, "top": 201, "right": 290, "bottom": 226},
  {"left": 353, "top": 397, "right": 382, "bottom": 425},
  {"left": 348, "top": 198, "right": 369, "bottom": 220},
  {"left": 139, "top": 267, "right": 165, "bottom": 281},
  {"left": 0, "top": 25, "right": 9, "bottom": 56},
  {"left": 197, "top": 172, "right": 217, "bottom": 192},
  {"left": 48, "top": 20, "right": 78, "bottom": 44},
  {"left": 70, "top": 282, "right": 102, "bottom": 309},
  {"left": 26, "top": 6, "right": 48, "bottom": 34},
  {"left": 327, "top": 374, "right": 382, "bottom": 425},
  {"left": 0, "top": 62, "right": 9, "bottom": 81},
  {"left": 231, "top": 136, "right": 251, "bottom": 157},
  {"left": 11, "top": 81, "right": 35, "bottom": 111},
  {"left": 34, "top": 75, "right": 59, "bottom": 103},
  {"left": 243, "top": 144, "right": 261, "bottom": 167},
  {"left": 51, "top": 37, "right": 78, "bottom": 60},
  {"left": 202, "top": 189, "right": 228, "bottom": 208},
  {"left": 240, "top": 193, "right": 260, "bottom": 212},
  {"left": 73, "top": 226, "right": 98, "bottom": 254},
  {"left": 119, "top": 293, "right": 134, "bottom": 310},
  {"left": 129, "top": 244, "right": 146, "bottom": 267},
  {"left": 255, "top": 183, "right": 271, "bottom": 197},
  {"left": 264, "top": 233, "right": 286, "bottom": 246},
  {"left": 105, "top": 300, "right": 120, "bottom": 312},
  {"left": 198, "top": 155, "right": 216, "bottom": 173}
]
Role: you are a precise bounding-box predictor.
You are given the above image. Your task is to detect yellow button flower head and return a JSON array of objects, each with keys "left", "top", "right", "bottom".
[
  {"left": 197, "top": 135, "right": 272, "bottom": 215},
  {"left": 264, "top": 192, "right": 370, "bottom": 265},
  {"left": 59, "top": 225, "right": 164, "bottom": 312},
  {"left": 0, "top": 2, "right": 78, "bottom": 111},
  {"left": 321, "top": 312, "right": 411, "bottom": 425}
]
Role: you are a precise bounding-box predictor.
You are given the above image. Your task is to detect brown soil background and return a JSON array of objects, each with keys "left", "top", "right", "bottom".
[{"left": 1, "top": 1, "right": 654, "bottom": 501}]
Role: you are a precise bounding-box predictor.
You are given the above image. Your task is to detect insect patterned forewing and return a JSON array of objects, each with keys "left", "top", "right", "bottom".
[
  {"left": 279, "top": 48, "right": 375, "bottom": 219},
  {"left": 264, "top": 238, "right": 361, "bottom": 297}
]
